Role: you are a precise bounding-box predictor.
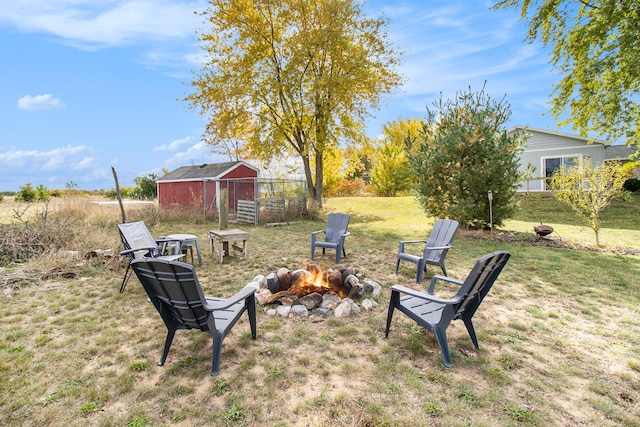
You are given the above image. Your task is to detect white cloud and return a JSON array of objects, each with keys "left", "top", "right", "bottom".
[
  {"left": 17, "top": 94, "right": 64, "bottom": 111},
  {"left": 71, "top": 157, "right": 97, "bottom": 170},
  {"left": 0, "top": 145, "right": 91, "bottom": 169},
  {"left": 162, "top": 140, "right": 226, "bottom": 169},
  {"left": 153, "top": 136, "right": 194, "bottom": 152},
  {"left": 0, "top": 1, "right": 207, "bottom": 49}
]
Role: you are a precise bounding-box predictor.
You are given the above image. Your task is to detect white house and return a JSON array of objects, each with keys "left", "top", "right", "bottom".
[{"left": 513, "top": 126, "right": 610, "bottom": 192}]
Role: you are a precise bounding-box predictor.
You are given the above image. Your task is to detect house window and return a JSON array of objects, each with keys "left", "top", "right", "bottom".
[{"left": 543, "top": 155, "right": 581, "bottom": 189}]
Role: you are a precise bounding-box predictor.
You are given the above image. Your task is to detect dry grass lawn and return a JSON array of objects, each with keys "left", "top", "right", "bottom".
[{"left": 1, "top": 195, "right": 639, "bottom": 426}]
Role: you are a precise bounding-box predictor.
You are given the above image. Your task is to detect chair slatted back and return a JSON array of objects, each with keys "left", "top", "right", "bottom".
[
  {"left": 423, "top": 219, "right": 459, "bottom": 262},
  {"left": 117, "top": 221, "right": 161, "bottom": 258},
  {"left": 452, "top": 250, "right": 510, "bottom": 319},
  {"left": 132, "top": 259, "right": 213, "bottom": 332},
  {"left": 325, "top": 213, "right": 350, "bottom": 243}
]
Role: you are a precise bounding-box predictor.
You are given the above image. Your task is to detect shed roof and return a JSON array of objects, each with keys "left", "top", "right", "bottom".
[{"left": 157, "top": 161, "right": 259, "bottom": 182}]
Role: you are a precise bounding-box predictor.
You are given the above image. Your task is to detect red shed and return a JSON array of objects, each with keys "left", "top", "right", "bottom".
[{"left": 157, "top": 161, "right": 259, "bottom": 215}]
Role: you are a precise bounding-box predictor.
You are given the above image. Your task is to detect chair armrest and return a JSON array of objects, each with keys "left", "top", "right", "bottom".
[
  {"left": 204, "top": 284, "right": 257, "bottom": 311},
  {"left": 427, "top": 275, "right": 463, "bottom": 294},
  {"left": 398, "top": 240, "right": 427, "bottom": 252},
  {"left": 391, "top": 284, "right": 461, "bottom": 305},
  {"left": 119, "top": 246, "right": 156, "bottom": 257},
  {"left": 425, "top": 244, "right": 453, "bottom": 251},
  {"left": 341, "top": 231, "right": 351, "bottom": 237},
  {"left": 310, "top": 230, "right": 326, "bottom": 235}
]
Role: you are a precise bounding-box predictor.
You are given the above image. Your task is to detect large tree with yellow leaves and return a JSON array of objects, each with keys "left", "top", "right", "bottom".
[{"left": 186, "top": 0, "right": 401, "bottom": 206}]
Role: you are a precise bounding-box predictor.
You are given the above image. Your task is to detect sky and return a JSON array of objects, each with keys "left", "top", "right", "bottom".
[{"left": 0, "top": 0, "right": 564, "bottom": 192}]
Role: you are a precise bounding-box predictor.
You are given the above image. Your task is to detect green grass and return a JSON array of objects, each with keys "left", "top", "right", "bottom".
[{"left": 1, "top": 195, "right": 639, "bottom": 426}]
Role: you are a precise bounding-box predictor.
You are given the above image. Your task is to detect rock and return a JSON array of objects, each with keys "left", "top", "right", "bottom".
[
  {"left": 275, "top": 305, "right": 291, "bottom": 317},
  {"left": 299, "top": 292, "right": 323, "bottom": 310},
  {"left": 334, "top": 301, "right": 352, "bottom": 318},
  {"left": 362, "top": 279, "right": 381, "bottom": 297},
  {"left": 252, "top": 274, "right": 266, "bottom": 289},
  {"left": 277, "top": 267, "right": 292, "bottom": 290},
  {"left": 344, "top": 298, "right": 361, "bottom": 314},
  {"left": 347, "top": 284, "right": 365, "bottom": 302},
  {"left": 320, "top": 292, "right": 342, "bottom": 310},
  {"left": 361, "top": 298, "right": 378, "bottom": 311},
  {"left": 266, "top": 272, "right": 280, "bottom": 293},
  {"left": 255, "top": 288, "right": 273, "bottom": 306},
  {"left": 278, "top": 296, "right": 298, "bottom": 307},
  {"left": 340, "top": 268, "right": 356, "bottom": 283},
  {"left": 311, "top": 307, "right": 330, "bottom": 317},
  {"left": 291, "top": 304, "right": 309, "bottom": 317},
  {"left": 266, "top": 308, "right": 277, "bottom": 316}
]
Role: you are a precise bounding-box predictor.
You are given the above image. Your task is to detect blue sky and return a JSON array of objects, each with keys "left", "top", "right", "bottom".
[{"left": 0, "top": 0, "right": 561, "bottom": 192}]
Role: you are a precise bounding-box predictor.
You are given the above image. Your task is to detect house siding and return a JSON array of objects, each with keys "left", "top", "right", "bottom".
[{"left": 516, "top": 128, "right": 607, "bottom": 191}]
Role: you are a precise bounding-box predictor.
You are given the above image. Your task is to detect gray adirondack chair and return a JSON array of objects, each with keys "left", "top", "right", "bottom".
[
  {"left": 396, "top": 219, "right": 459, "bottom": 283},
  {"left": 130, "top": 258, "right": 257, "bottom": 376},
  {"left": 386, "top": 250, "right": 510, "bottom": 368},
  {"left": 117, "top": 221, "right": 184, "bottom": 293},
  {"left": 311, "top": 213, "right": 351, "bottom": 264}
]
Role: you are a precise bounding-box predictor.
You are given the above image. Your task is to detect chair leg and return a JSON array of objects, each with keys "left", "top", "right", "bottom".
[
  {"left": 434, "top": 327, "right": 452, "bottom": 368},
  {"left": 462, "top": 317, "right": 479, "bottom": 349},
  {"left": 416, "top": 261, "right": 426, "bottom": 284},
  {"left": 210, "top": 331, "right": 225, "bottom": 376},
  {"left": 120, "top": 263, "right": 132, "bottom": 293},
  {"left": 247, "top": 295, "right": 257, "bottom": 340},
  {"left": 395, "top": 258, "right": 401, "bottom": 275},
  {"left": 441, "top": 263, "right": 448, "bottom": 276},
  {"left": 159, "top": 328, "right": 176, "bottom": 366},
  {"left": 385, "top": 291, "right": 399, "bottom": 337}
]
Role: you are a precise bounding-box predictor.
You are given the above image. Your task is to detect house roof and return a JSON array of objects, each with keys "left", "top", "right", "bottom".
[
  {"left": 604, "top": 145, "right": 638, "bottom": 161},
  {"left": 157, "top": 161, "right": 259, "bottom": 182},
  {"left": 510, "top": 125, "right": 611, "bottom": 146}
]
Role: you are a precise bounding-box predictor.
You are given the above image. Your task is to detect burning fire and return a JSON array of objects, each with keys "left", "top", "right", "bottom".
[{"left": 286, "top": 264, "right": 350, "bottom": 298}]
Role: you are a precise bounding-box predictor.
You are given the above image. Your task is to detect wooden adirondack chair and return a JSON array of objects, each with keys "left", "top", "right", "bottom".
[
  {"left": 396, "top": 219, "right": 459, "bottom": 283},
  {"left": 310, "top": 213, "right": 351, "bottom": 264},
  {"left": 130, "top": 258, "right": 257, "bottom": 376},
  {"left": 386, "top": 250, "right": 510, "bottom": 368}
]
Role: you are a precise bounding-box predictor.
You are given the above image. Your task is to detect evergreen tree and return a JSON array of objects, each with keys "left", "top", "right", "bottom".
[{"left": 406, "top": 86, "right": 526, "bottom": 229}]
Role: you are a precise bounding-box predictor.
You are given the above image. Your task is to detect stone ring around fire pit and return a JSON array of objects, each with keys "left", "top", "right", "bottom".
[{"left": 249, "top": 264, "right": 382, "bottom": 318}]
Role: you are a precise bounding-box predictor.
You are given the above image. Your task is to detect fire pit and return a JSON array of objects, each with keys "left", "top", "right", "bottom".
[{"left": 249, "top": 264, "right": 381, "bottom": 318}]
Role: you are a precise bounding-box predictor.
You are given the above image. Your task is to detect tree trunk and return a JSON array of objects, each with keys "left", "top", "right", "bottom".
[
  {"left": 301, "top": 155, "right": 321, "bottom": 208},
  {"left": 314, "top": 148, "right": 323, "bottom": 207}
]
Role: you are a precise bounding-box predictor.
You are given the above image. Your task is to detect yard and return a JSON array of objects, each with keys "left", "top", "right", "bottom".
[{"left": 1, "top": 195, "right": 639, "bottom": 426}]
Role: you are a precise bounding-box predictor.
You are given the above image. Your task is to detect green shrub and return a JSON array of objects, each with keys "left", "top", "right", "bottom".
[
  {"left": 623, "top": 177, "right": 640, "bottom": 193},
  {"left": 406, "top": 85, "right": 525, "bottom": 229}
]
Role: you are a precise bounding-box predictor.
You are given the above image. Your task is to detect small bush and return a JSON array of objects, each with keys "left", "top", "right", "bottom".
[
  {"left": 326, "top": 179, "right": 372, "bottom": 197},
  {"left": 623, "top": 178, "right": 640, "bottom": 193},
  {"left": 15, "top": 183, "right": 37, "bottom": 202}
]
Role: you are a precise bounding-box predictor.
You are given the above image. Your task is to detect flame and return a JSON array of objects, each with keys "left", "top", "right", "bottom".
[{"left": 286, "top": 264, "right": 349, "bottom": 298}]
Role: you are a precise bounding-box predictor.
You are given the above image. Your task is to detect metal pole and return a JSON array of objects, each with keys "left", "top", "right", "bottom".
[{"left": 488, "top": 190, "right": 493, "bottom": 235}]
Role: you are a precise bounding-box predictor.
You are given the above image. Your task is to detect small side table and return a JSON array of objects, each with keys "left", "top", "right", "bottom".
[
  {"left": 162, "top": 234, "right": 202, "bottom": 266},
  {"left": 208, "top": 229, "right": 250, "bottom": 264}
]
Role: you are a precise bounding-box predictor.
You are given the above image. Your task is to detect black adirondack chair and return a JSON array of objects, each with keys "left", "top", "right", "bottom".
[
  {"left": 396, "top": 219, "right": 459, "bottom": 283},
  {"left": 310, "top": 213, "right": 351, "bottom": 264},
  {"left": 130, "top": 258, "right": 257, "bottom": 376},
  {"left": 386, "top": 250, "right": 510, "bottom": 368},
  {"left": 117, "top": 221, "right": 184, "bottom": 293}
]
